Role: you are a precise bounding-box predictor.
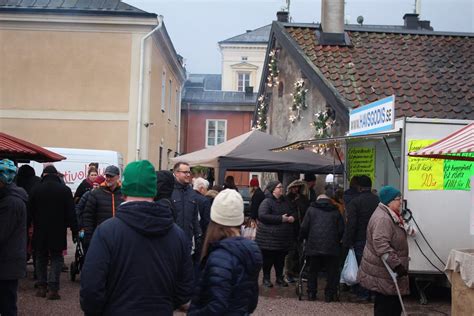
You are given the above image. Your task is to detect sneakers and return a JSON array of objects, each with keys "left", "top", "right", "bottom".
[
  {"left": 285, "top": 275, "right": 297, "bottom": 284},
  {"left": 47, "top": 290, "right": 61, "bottom": 300},
  {"left": 35, "top": 286, "right": 47, "bottom": 298},
  {"left": 263, "top": 279, "right": 274, "bottom": 288},
  {"left": 276, "top": 278, "right": 289, "bottom": 287}
]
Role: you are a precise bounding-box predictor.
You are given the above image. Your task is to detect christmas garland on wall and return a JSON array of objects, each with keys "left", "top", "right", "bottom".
[
  {"left": 311, "top": 109, "right": 335, "bottom": 138},
  {"left": 254, "top": 95, "right": 268, "bottom": 131},
  {"left": 289, "top": 79, "right": 308, "bottom": 123},
  {"left": 266, "top": 49, "right": 279, "bottom": 87}
]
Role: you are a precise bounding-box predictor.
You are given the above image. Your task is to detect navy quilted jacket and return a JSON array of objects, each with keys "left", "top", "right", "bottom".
[{"left": 189, "top": 237, "right": 262, "bottom": 316}]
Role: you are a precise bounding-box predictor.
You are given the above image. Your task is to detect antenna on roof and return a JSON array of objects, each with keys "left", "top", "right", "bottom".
[{"left": 414, "top": 0, "right": 421, "bottom": 15}]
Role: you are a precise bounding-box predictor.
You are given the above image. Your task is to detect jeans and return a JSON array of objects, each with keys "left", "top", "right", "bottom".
[
  {"left": 374, "top": 292, "right": 402, "bottom": 316},
  {"left": 261, "top": 249, "right": 287, "bottom": 280},
  {"left": 36, "top": 249, "right": 64, "bottom": 291},
  {"left": 0, "top": 279, "right": 18, "bottom": 316},
  {"left": 307, "top": 255, "right": 339, "bottom": 297}
]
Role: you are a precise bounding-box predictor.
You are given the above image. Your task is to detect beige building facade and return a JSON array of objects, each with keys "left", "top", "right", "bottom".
[{"left": 0, "top": 2, "right": 185, "bottom": 170}]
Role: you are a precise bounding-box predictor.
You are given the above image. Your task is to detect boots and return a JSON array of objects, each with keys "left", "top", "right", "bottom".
[
  {"left": 276, "top": 277, "right": 288, "bottom": 287},
  {"left": 47, "top": 290, "right": 61, "bottom": 300},
  {"left": 35, "top": 286, "right": 47, "bottom": 298},
  {"left": 263, "top": 276, "right": 273, "bottom": 288}
]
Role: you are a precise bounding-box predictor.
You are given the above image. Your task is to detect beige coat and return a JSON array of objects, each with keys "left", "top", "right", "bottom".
[{"left": 358, "top": 203, "right": 410, "bottom": 296}]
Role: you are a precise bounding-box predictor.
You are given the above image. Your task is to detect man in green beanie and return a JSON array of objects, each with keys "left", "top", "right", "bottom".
[{"left": 80, "top": 160, "right": 193, "bottom": 315}]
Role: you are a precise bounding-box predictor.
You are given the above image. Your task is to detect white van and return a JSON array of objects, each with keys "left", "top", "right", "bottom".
[{"left": 26, "top": 147, "right": 124, "bottom": 194}]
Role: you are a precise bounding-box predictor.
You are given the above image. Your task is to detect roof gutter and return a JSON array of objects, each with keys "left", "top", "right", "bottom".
[{"left": 136, "top": 15, "right": 163, "bottom": 161}]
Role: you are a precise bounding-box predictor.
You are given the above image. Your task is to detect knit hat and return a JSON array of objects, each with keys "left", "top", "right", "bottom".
[
  {"left": 121, "top": 160, "right": 157, "bottom": 198},
  {"left": 0, "top": 159, "right": 17, "bottom": 184},
  {"left": 379, "top": 186, "right": 401, "bottom": 205},
  {"left": 42, "top": 165, "right": 58, "bottom": 175},
  {"left": 93, "top": 175, "right": 105, "bottom": 185},
  {"left": 249, "top": 178, "right": 259, "bottom": 187},
  {"left": 155, "top": 170, "right": 174, "bottom": 200},
  {"left": 265, "top": 180, "right": 280, "bottom": 193},
  {"left": 211, "top": 189, "right": 244, "bottom": 227}
]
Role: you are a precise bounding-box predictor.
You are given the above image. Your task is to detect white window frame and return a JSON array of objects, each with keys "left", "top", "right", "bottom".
[
  {"left": 168, "top": 78, "right": 172, "bottom": 119},
  {"left": 205, "top": 119, "right": 227, "bottom": 147},
  {"left": 161, "top": 70, "right": 166, "bottom": 112},
  {"left": 175, "top": 88, "right": 180, "bottom": 126},
  {"left": 237, "top": 72, "right": 250, "bottom": 92}
]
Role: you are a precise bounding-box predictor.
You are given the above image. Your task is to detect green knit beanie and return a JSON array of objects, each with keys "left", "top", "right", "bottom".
[{"left": 122, "top": 160, "right": 157, "bottom": 198}]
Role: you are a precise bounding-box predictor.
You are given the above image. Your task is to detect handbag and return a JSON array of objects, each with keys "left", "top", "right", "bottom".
[
  {"left": 241, "top": 218, "right": 257, "bottom": 240},
  {"left": 340, "top": 248, "right": 359, "bottom": 285}
]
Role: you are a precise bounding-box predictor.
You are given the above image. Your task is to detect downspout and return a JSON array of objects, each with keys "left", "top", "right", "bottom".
[
  {"left": 136, "top": 15, "right": 164, "bottom": 161},
  {"left": 176, "top": 86, "right": 183, "bottom": 155}
]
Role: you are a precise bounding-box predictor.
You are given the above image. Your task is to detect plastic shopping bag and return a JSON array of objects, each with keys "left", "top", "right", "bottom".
[
  {"left": 241, "top": 218, "right": 257, "bottom": 240},
  {"left": 340, "top": 248, "right": 359, "bottom": 285}
]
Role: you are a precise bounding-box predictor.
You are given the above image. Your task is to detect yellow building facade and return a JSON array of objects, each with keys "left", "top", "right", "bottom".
[{"left": 0, "top": 3, "right": 185, "bottom": 169}]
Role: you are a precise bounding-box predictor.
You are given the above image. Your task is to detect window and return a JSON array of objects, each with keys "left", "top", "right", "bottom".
[
  {"left": 161, "top": 70, "right": 166, "bottom": 112},
  {"left": 168, "top": 79, "right": 172, "bottom": 119},
  {"left": 159, "top": 146, "right": 163, "bottom": 170},
  {"left": 206, "top": 120, "right": 227, "bottom": 147},
  {"left": 241, "top": 56, "right": 248, "bottom": 61},
  {"left": 175, "top": 88, "right": 180, "bottom": 125},
  {"left": 237, "top": 72, "right": 250, "bottom": 92}
]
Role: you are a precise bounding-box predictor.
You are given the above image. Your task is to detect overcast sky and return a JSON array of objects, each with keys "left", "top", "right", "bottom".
[{"left": 126, "top": 0, "right": 473, "bottom": 74}]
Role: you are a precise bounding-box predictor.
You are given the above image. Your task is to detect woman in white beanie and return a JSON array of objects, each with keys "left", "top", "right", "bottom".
[{"left": 188, "top": 189, "right": 263, "bottom": 315}]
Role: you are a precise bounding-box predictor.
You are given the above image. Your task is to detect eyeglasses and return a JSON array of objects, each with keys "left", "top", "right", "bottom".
[{"left": 177, "top": 170, "right": 191, "bottom": 175}]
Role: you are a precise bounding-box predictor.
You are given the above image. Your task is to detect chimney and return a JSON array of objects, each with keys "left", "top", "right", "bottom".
[
  {"left": 317, "top": 0, "right": 349, "bottom": 45},
  {"left": 245, "top": 86, "right": 254, "bottom": 95},
  {"left": 403, "top": 13, "right": 433, "bottom": 30},
  {"left": 276, "top": 11, "right": 289, "bottom": 23}
]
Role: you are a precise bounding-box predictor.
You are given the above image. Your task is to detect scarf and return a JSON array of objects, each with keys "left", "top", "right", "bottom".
[{"left": 379, "top": 203, "right": 416, "bottom": 236}]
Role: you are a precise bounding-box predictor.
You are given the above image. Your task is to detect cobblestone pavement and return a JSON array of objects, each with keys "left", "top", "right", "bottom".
[{"left": 17, "top": 236, "right": 451, "bottom": 315}]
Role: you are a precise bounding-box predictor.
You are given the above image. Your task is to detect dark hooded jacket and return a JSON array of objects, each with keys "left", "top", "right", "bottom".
[
  {"left": 189, "top": 237, "right": 262, "bottom": 316},
  {"left": 255, "top": 192, "right": 296, "bottom": 251},
  {"left": 300, "top": 198, "right": 345, "bottom": 257},
  {"left": 172, "top": 181, "right": 202, "bottom": 254},
  {"left": 80, "top": 200, "right": 193, "bottom": 316},
  {"left": 29, "top": 174, "right": 77, "bottom": 251},
  {"left": 249, "top": 188, "right": 265, "bottom": 220},
  {"left": 0, "top": 183, "right": 28, "bottom": 280}
]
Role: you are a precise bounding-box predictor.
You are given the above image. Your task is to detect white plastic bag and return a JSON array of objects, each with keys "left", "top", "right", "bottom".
[{"left": 340, "top": 248, "right": 359, "bottom": 285}]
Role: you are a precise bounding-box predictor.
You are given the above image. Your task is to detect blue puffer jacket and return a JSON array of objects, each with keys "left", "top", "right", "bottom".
[
  {"left": 189, "top": 237, "right": 263, "bottom": 316},
  {"left": 80, "top": 200, "right": 193, "bottom": 315}
]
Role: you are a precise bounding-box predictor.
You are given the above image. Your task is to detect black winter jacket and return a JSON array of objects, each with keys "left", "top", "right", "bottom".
[
  {"left": 300, "top": 199, "right": 344, "bottom": 256},
  {"left": 80, "top": 200, "right": 194, "bottom": 316},
  {"left": 250, "top": 188, "right": 265, "bottom": 220},
  {"left": 342, "top": 190, "right": 380, "bottom": 248},
  {"left": 172, "top": 181, "right": 202, "bottom": 254},
  {"left": 255, "top": 193, "right": 296, "bottom": 251},
  {"left": 194, "top": 190, "right": 211, "bottom": 236},
  {"left": 189, "top": 237, "right": 262, "bottom": 316},
  {"left": 0, "top": 184, "right": 27, "bottom": 280},
  {"left": 82, "top": 184, "right": 123, "bottom": 244},
  {"left": 29, "top": 175, "right": 77, "bottom": 251}
]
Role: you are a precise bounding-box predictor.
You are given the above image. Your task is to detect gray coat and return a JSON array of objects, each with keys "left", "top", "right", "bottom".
[
  {"left": 255, "top": 193, "right": 295, "bottom": 252},
  {"left": 358, "top": 203, "right": 410, "bottom": 296}
]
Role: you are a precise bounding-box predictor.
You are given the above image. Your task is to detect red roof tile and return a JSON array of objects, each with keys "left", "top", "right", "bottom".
[{"left": 285, "top": 26, "right": 474, "bottom": 119}]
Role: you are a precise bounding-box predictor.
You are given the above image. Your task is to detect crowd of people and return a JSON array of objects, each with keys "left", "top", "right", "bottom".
[{"left": 0, "top": 157, "right": 414, "bottom": 316}]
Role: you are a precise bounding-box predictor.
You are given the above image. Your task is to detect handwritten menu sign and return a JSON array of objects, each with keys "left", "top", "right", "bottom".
[
  {"left": 408, "top": 140, "right": 473, "bottom": 191},
  {"left": 444, "top": 153, "right": 474, "bottom": 190},
  {"left": 408, "top": 140, "right": 444, "bottom": 190},
  {"left": 348, "top": 147, "right": 375, "bottom": 184}
]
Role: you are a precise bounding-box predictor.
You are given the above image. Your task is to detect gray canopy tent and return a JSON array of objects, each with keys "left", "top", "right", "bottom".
[{"left": 171, "top": 130, "right": 342, "bottom": 184}]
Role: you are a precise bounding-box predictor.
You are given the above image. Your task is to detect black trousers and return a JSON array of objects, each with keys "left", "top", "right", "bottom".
[
  {"left": 307, "top": 255, "right": 339, "bottom": 297},
  {"left": 0, "top": 279, "right": 18, "bottom": 316},
  {"left": 374, "top": 292, "right": 402, "bottom": 316},
  {"left": 261, "top": 249, "right": 288, "bottom": 280}
]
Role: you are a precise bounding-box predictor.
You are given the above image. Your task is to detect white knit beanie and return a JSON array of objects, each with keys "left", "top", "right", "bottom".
[{"left": 210, "top": 189, "right": 244, "bottom": 227}]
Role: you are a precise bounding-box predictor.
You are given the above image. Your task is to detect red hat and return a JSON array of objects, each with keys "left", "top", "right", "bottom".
[
  {"left": 250, "top": 178, "right": 259, "bottom": 187},
  {"left": 93, "top": 175, "right": 105, "bottom": 184}
]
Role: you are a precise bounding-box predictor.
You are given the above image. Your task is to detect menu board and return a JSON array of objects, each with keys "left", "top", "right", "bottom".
[
  {"left": 348, "top": 147, "right": 375, "bottom": 185},
  {"left": 408, "top": 140, "right": 473, "bottom": 191}
]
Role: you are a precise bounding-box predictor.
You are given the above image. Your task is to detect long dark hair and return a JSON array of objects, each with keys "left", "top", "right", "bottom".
[{"left": 200, "top": 221, "right": 240, "bottom": 261}]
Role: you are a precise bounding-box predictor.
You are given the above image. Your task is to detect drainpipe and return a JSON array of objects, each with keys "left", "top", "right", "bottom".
[{"left": 136, "top": 15, "right": 164, "bottom": 161}]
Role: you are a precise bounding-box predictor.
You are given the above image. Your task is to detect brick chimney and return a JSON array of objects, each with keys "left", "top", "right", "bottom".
[
  {"left": 403, "top": 13, "right": 433, "bottom": 30},
  {"left": 277, "top": 11, "right": 289, "bottom": 23},
  {"left": 317, "top": 0, "right": 349, "bottom": 45}
]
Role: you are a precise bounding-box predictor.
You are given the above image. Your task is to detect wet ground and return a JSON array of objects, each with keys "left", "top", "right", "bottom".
[{"left": 17, "top": 235, "right": 451, "bottom": 315}]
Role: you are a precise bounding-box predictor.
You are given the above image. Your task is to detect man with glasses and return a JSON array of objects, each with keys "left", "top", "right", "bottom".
[
  {"left": 82, "top": 165, "right": 123, "bottom": 251},
  {"left": 172, "top": 162, "right": 202, "bottom": 260}
]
